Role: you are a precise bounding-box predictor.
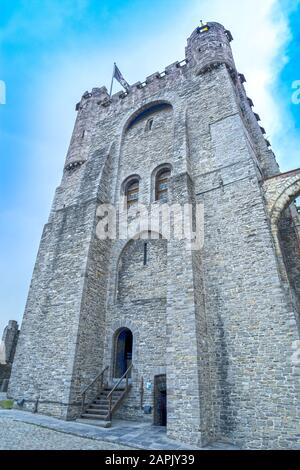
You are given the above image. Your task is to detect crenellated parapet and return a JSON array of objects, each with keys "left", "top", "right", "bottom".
[
  {"left": 67, "top": 21, "right": 273, "bottom": 174},
  {"left": 75, "top": 23, "right": 235, "bottom": 115}
]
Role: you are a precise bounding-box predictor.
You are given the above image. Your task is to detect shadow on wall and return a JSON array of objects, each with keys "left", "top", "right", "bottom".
[{"left": 216, "top": 310, "right": 236, "bottom": 437}]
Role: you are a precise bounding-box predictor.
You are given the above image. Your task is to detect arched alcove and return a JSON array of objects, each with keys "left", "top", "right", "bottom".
[
  {"left": 124, "top": 101, "right": 173, "bottom": 134},
  {"left": 116, "top": 231, "right": 167, "bottom": 303}
]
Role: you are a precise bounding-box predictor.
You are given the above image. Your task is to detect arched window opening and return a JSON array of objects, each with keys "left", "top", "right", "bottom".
[
  {"left": 126, "top": 179, "right": 139, "bottom": 208},
  {"left": 156, "top": 168, "right": 171, "bottom": 202}
]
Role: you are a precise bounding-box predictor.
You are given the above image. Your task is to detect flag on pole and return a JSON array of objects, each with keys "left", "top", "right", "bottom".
[{"left": 110, "top": 63, "right": 130, "bottom": 96}]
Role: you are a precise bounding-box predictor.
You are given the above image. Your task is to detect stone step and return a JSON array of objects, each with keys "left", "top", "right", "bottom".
[
  {"left": 103, "top": 389, "right": 125, "bottom": 393},
  {"left": 89, "top": 407, "right": 110, "bottom": 413},
  {"left": 81, "top": 412, "right": 109, "bottom": 420},
  {"left": 90, "top": 404, "right": 110, "bottom": 409},
  {"left": 85, "top": 409, "right": 108, "bottom": 416},
  {"left": 92, "top": 400, "right": 119, "bottom": 406},
  {"left": 94, "top": 398, "right": 119, "bottom": 405},
  {"left": 77, "top": 418, "right": 111, "bottom": 428},
  {"left": 98, "top": 392, "right": 123, "bottom": 399}
]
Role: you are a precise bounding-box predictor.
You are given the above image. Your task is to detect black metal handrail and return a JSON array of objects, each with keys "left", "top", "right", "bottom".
[
  {"left": 81, "top": 366, "right": 109, "bottom": 413},
  {"left": 107, "top": 363, "right": 133, "bottom": 420}
]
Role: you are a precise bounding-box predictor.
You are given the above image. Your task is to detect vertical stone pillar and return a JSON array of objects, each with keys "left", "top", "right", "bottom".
[{"left": 166, "top": 172, "right": 209, "bottom": 447}]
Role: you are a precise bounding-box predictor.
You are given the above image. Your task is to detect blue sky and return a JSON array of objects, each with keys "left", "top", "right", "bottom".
[{"left": 0, "top": 0, "right": 299, "bottom": 335}]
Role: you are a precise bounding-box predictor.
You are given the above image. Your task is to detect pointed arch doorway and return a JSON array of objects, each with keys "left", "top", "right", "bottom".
[{"left": 113, "top": 328, "right": 133, "bottom": 378}]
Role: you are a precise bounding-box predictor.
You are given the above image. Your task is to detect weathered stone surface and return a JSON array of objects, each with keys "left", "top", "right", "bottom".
[
  {"left": 8, "top": 22, "right": 300, "bottom": 449},
  {"left": 0, "top": 321, "right": 19, "bottom": 392},
  {"left": 1, "top": 321, "right": 19, "bottom": 365}
]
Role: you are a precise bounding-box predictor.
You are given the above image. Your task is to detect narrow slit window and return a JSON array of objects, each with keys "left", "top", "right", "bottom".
[
  {"left": 145, "top": 118, "right": 154, "bottom": 132},
  {"left": 143, "top": 242, "right": 148, "bottom": 265}
]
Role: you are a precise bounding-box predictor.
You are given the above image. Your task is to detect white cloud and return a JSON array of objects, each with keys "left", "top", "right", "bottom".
[{"left": 33, "top": 0, "right": 295, "bottom": 172}]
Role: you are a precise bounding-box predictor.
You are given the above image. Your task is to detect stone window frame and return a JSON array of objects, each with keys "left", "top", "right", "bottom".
[
  {"left": 121, "top": 174, "right": 141, "bottom": 209},
  {"left": 151, "top": 163, "right": 172, "bottom": 203}
]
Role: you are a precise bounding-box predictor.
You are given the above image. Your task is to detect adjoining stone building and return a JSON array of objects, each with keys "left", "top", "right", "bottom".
[
  {"left": 0, "top": 320, "right": 19, "bottom": 392},
  {"left": 8, "top": 22, "right": 300, "bottom": 449}
]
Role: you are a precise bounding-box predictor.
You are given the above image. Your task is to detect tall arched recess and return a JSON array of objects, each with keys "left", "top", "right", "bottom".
[
  {"left": 116, "top": 100, "right": 174, "bottom": 207},
  {"left": 116, "top": 231, "right": 167, "bottom": 303},
  {"left": 264, "top": 169, "right": 300, "bottom": 323}
]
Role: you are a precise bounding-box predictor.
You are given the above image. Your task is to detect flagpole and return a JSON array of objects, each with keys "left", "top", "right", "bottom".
[{"left": 109, "top": 63, "right": 115, "bottom": 98}]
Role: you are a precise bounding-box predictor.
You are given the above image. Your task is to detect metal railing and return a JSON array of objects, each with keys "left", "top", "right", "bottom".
[
  {"left": 107, "top": 363, "right": 133, "bottom": 421},
  {"left": 81, "top": 366, "right": 109, "bottom": 414}
]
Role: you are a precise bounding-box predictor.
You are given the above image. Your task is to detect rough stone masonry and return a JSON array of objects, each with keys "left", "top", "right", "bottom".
[
  {"left": 0, "top": 321, "right": 19, "bottom": 392},
  {"left": 8, "top": 22, "right": 300, "bottom": 449}
]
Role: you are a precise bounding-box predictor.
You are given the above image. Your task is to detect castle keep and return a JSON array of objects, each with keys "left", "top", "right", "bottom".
[{"left": 8, "top": 22, "right": 300, "bottom": 449}]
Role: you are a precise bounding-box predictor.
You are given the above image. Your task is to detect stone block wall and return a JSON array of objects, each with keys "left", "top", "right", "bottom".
[
  {"left": 2, "top": 320, "right": 19, "bottom": 364},
  {"left": 0, "top": 321, "right": 19, "bottom": 392},
  {"left": 8, "top": 21, "right": 300, "bottom": 449}
]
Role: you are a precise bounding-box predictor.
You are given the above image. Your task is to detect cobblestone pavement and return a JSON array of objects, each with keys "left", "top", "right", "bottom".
[
  {"left": 0, "top": 417, "right": 132, "bottom": 450},
  {"left": 0, "top": 410, "right": 238, "bottom": 450}
]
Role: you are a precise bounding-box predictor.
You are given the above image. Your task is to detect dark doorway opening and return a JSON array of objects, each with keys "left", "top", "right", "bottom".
[
  {"left": 114, "top": 328, "right": 133, "bottom": 378},
  {"left": 154, "top": 374, "right": 167, "bottom": 426}
]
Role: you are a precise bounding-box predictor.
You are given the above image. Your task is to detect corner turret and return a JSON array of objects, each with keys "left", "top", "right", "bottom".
[{"left": 185, "top": 22, "right": 236, "bottom": 73}]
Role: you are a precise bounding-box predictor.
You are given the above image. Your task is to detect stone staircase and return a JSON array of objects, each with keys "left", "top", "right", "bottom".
[
  {"left": 77, "top": 385, "right": 130, "bottom": 428},
  {"left": 77, "top": 365, "right": 132, "bottom": 428}
]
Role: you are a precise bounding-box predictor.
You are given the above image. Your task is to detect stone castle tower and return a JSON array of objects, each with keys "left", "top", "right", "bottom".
[{"left": 8, "top": 22, "right": 300, "bottom": 449}]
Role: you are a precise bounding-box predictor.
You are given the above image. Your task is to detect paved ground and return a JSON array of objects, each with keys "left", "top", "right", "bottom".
[
  {"left": 0, "top": 410, "right": 237, "bottom": 450},
  {"left": 0, "top": 417, "right": 132, "bottom": 450}
]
